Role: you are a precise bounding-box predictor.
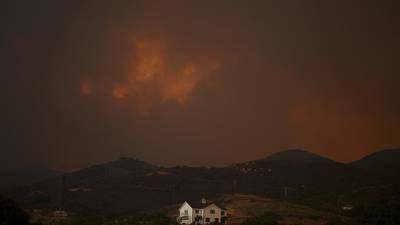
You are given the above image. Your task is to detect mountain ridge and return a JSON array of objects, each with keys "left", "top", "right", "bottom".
[
  {"left": 4, "top": 149, "right": 399, "bottom": 214},
  {"left": 261, "top": 149, "right": 335, "bottom": 164},
  {"left": 350, "top": 148, "right": 400, "bottom": 168}
]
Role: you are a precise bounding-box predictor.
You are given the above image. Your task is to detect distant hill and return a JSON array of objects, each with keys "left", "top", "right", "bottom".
[
  {"left": 4, "top": 150, "right": 398, "bottom": 214},
  {"left": 351, "top": 149, "right": 400, "bottom": 169},
  {"left": 350, "top": 149, "right": 400, "bottom": 184},
  {"left": 231, "top": 150, "right": 371, "bottom": 208},
  {"left": 262, "top": 149, "right": 335, "bottom": 164},
  {"left": 0, "top": 168, "right": 61, "bottom": 189}
]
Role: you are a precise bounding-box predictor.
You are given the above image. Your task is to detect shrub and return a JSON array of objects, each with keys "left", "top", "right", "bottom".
[
  {"left": 352, "top": 200, "right": 400, "bottom": 225},
  {"left": 0, "top": 195, "right": 42, "bottom": 225},
  {"left": 240, "top": 212, "right": 282, "bottom": 225}
]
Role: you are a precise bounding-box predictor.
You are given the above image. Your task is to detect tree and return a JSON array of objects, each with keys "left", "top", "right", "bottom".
[
  {"left": 353, "top": 200, "right": 400, "bottom": 225},
  {"left": 0, "top": 195, "right": 39, "bottom": 225}
]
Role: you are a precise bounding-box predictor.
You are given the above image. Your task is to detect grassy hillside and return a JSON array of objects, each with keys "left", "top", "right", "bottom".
[{"left": 222, "top": 194, "right": 346, "bottom": 225}]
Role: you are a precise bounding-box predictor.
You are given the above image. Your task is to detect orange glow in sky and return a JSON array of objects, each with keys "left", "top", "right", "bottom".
[
  {"left": 80, "top": 81, "right": 93, "bottom": 95},
  {"left": 106, "top": 33, "right": 221, "bottom": 112}
]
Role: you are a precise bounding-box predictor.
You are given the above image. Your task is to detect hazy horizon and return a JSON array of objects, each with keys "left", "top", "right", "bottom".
[{"left": 2, "top": 148, "right": 398, "bottom": 173}]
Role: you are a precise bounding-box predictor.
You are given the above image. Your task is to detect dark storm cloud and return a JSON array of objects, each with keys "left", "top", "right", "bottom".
[{"left": 1, "top": 0, "right": 399, "bottom": 171}]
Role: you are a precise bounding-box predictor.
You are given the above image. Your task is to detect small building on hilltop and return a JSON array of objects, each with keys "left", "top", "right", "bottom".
[{"left": 178, "top": 198, "right": 227, "bottom": 224}]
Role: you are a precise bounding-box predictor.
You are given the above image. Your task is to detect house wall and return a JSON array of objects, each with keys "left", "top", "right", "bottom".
[
  {"left": 203, "top": 204, "right": 224, "bottom": 224},
  {"left": 192, "top": 208, "right": 204, "bottom": 224},
  {"left": 179, "top": 202, "right": 227, "bottom": 224},
  {"left": 179, "top": 202, "right": 193, "bottom": 224}
]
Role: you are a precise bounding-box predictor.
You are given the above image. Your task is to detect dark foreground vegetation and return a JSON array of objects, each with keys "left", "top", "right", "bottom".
[
  {"left": 239, "top": 202, "right": 400, "bottom": 225},
  {"left": 350, "top": 200, "right": 400, "bottom": 225},
  {"left": 2, "top": 194, "right": 400, "bottom": 225},
  {"left": 0, "top": 195, "right": 42, "bottom": 225},
  {"left": 67, "top": 212, "right": 170, "bottom": 225},
  {"left": 240, "top": 212, "right": 282, "bottom": 225},
  {"left": 0, "top": 195, "right": 171, "bottom": 225}
]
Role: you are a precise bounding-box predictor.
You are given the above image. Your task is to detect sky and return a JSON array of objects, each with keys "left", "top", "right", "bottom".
[{"left": 1, "top": 0, "right": 399, "bottom": 172}]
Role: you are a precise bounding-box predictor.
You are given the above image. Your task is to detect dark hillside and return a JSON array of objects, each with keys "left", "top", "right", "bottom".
[{"left": 3, "top": 150, "right": 397, "bottom": 214}]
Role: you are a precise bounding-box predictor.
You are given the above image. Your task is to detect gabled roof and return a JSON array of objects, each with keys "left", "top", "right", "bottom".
[
  {"left": 186, "top": 201, "right": 208, "bottom": 209},
  {"left": 183, "top": 201, "right": 227, "bottom": 210},
  {"left": 203, "top": 202, "right": 227, "bottom": 210},
  {"left": 213, "top": 202, "right": 227, "bottom": 210}
]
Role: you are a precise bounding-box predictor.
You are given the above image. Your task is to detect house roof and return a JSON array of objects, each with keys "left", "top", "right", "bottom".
[
  {"left": 185, "top": 201, "right": 227, "bottom": 210},
  {"left": 186, "top": 201, "right": 207, "bottom": 209},
  {"left": 213, "top": 202, "right": 227, "bottom": 210}
]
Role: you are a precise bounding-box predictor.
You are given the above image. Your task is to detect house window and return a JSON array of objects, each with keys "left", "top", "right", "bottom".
[
  {"left": 184, "top": 210, "right": 188, "bottom": 215},
  {"left": 221, "top": 211, "right": 225, "bottom": 216},
  {"left": 206, "top": 218, "right": 210, "bottom": 222},
  {"left": 210, "top": 210, "right": 215, "bottom": 214},
  {"left": 215, "top": 218, "right": 219, "bottom": 223},
  {"left": 195, "top": 210, "right": 199, "bottom": 213}
]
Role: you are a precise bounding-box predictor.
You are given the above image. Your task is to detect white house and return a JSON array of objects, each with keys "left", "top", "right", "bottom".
[{"left": 178, "top": 198, "right": 227, "bottom": 225}]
